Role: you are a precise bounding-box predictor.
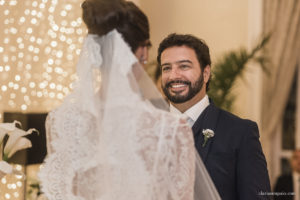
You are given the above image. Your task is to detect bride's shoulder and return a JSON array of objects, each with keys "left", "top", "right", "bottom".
[{"left": 45, "top": 102, "right": 91, "bottom": 137}]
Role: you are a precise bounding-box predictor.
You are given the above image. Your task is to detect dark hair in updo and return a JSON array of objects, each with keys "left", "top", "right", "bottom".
[{"left": 81, "top": 0, "right": 149, "bottom": 52}]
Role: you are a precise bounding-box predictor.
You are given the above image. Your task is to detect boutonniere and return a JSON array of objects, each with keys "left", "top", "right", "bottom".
[{"left": 202, "top": 129, "right": 215, "bottom": 147}]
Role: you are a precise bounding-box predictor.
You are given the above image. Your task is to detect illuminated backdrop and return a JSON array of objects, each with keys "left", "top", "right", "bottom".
[{"left": 0, "top": 0, "right": 86, "bottom": 121}]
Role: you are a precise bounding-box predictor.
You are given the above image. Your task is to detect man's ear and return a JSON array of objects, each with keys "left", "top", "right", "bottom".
[{"left": 203, "top": 65, "right": 211, "bottom": 83}]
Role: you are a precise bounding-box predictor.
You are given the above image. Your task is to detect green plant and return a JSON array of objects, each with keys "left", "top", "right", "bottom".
[{"left": 208, "top": 35, "right": 270, "bottom": 111}]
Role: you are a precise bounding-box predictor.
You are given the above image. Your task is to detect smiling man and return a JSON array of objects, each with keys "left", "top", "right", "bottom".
[
  {"left": 157, "top": 33, "right": 271, "bottom": 200},
  {"left": 160, "top": 44, "right": 209, "bottom": 113}
]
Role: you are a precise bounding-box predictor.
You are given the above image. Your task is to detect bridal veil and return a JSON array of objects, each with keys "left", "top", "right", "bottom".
[{"left": 39, "top": 30, "right": 220, "bottom": 200}]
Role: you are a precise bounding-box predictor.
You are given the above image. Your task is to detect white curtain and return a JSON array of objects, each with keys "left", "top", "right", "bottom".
[{"left": 261, "top": 0, "right": 300, "bottom": 141}]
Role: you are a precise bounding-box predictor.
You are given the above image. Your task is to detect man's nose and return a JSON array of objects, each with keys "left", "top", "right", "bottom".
[{"left": 169, "top": 67, "right": 181, "bottom": 80}]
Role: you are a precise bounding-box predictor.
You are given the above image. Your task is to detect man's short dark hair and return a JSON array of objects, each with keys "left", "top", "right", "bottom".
[{"left": 157, "top": 33, "right": 211, "bottom": 90}]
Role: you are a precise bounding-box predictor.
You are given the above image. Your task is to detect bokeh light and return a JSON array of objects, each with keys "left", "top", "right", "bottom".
[{"left": 0, "top": 0, "right": 87, "bottom": 119}]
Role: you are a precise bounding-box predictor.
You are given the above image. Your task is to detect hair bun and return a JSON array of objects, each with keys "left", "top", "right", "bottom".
[{"left": 82, "top": 0, "right": 126, "bottom": 36}]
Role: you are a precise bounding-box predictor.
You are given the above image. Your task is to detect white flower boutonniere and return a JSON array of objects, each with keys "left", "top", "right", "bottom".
[{"left": 202, "top": 129, "right": 215, "bottom": 147}]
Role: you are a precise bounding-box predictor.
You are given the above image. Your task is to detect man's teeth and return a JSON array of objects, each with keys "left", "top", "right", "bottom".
[{"left": 171, "top": 84, "right": 186, "bottom": 88}]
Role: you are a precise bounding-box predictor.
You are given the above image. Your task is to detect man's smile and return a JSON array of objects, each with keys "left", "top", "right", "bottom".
[
  {"left": 166, "top": 81, "right": 190, "bottom": 93},
  {"left": 169, "top": 83, "right": 188, "bottom": 93}
]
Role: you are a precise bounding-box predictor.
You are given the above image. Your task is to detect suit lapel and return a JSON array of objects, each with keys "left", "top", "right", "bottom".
[{"left": 192, "top": 103, "right": 220, "bottom": 163}]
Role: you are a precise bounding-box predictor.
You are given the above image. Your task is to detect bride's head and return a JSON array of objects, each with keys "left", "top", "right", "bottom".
[{"left": 81, "top": 0, "right": 151, "bottom": 65}]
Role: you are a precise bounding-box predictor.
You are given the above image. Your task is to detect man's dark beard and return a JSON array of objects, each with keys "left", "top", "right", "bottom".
[{"left": 162, "top": 74, "right": 204, "bottom": 104}]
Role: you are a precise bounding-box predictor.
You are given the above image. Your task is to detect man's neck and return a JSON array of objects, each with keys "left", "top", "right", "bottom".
[{"left": 171, "top": 91, "right": 206, "bottom": 113}]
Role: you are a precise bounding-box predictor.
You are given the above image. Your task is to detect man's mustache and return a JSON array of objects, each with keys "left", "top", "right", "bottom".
[{"left": 165, "top": 80, "right": 191, "bottom": 88}]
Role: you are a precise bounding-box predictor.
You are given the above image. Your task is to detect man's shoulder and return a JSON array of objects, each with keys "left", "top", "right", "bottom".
[{"left": 213, "top": 105, "right": 257, "bottom": 127}]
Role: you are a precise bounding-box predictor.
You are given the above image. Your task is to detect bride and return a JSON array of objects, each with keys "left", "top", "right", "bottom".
[{"left": 39, "top": 0, "right": 220, "bottom": 199}]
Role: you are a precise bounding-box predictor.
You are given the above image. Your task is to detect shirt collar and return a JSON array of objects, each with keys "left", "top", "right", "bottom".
[{"left": 170, "top": 95, "right": 210, "bottom": 122}]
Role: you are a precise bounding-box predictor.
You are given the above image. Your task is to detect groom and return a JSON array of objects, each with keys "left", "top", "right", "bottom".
[{"left": 157, "top": 33, "right": 271, "bottom": 200}]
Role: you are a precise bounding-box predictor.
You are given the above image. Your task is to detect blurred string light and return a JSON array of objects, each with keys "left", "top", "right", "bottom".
[
  {"left": 0, "top": 0, "right": 87, "bottom": 120},
  {"left": 0, "top": 165, "right": 24, "bottom": 200}
]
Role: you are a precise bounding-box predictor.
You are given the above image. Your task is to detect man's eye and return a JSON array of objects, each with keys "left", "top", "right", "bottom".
[
  {"left": 162, "top": 66, "right": 171, "bottom": 72},
  {"left": 180, "top": 64, "right": 190, "bottom": 69}
]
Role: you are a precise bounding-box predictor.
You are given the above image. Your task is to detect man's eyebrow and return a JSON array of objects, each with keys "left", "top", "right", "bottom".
[
  {"left": 176, "top": 60, "right": 192, "bottom": 64},
  {"left": 161, "top": 62, "right": 171, "bottom": 67},
  {"left": 161, "top": 59, "right": 192, "bottom": 67}
]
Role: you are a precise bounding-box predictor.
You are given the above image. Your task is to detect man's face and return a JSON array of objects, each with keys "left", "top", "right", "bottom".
[
  {"left": 161, "top": 46, "right": 208, "bottom": 105},
  {"left": 291, "top": 151, "right": 300, "bottom": 173}
]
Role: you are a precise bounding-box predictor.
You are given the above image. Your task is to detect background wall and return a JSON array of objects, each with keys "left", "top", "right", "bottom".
[{"left": 141, "top": 0, "right": 249, "bottom": 61}]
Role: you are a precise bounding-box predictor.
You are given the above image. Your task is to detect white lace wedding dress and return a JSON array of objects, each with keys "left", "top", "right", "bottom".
[{"left": 39, "top": 30, "right": 220, "bottom": 200}]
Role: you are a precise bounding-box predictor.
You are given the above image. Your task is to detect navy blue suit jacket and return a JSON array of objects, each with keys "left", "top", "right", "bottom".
[{"left": 192, "top": 103, "right": 271, "bottom": 200}]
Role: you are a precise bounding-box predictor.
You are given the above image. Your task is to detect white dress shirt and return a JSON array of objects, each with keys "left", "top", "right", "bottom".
[{"left": 170, "top": 95, "right": 210, "bottom": 127}]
